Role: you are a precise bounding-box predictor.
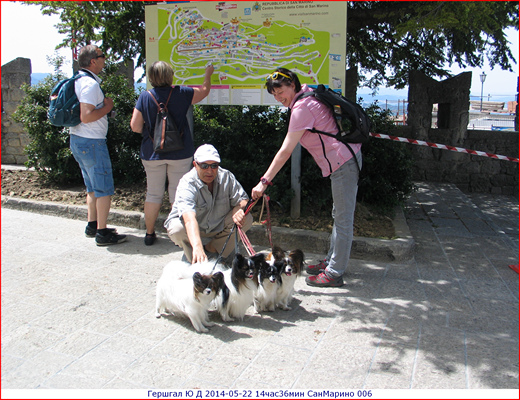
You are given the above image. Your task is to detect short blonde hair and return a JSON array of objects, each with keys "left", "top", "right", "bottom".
[{"left": 148, "top": 61, "right": 174, "bottom": 87}]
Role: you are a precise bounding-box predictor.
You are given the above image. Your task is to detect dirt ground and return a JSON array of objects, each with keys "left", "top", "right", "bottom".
[{"left": 1, "top": 169, "right": 395, "bottom": 239}]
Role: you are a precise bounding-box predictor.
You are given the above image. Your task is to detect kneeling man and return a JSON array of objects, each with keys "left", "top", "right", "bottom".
[{"left": 165, "top": 144, "right": 253, "bottom": 263}]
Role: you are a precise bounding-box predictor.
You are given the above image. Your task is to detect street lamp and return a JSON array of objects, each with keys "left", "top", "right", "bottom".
[{"left": 480, "top": 72, "right": 487, "bottom": 112}]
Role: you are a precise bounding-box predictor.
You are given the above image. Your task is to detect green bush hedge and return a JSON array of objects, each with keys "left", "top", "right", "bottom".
[
  {"left": 193, "top": 102, "right": 415, "bottom": 214},
  {"left": 13, "top": 61, "right": 143, "bottom": 186},
  {"left": 14, "top": 63, "right": 414, "bottom": 214}
]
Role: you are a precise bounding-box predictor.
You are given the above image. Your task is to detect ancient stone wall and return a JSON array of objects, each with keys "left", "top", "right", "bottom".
[
  {"left": 1, "top": 58, "right": 32, "bottom": 164},
  {"left": 1, "top": 57, "right": 134, "bottom": 165},
  {"left": 396, "top": 70, "right": 518, "bottom": 195}
]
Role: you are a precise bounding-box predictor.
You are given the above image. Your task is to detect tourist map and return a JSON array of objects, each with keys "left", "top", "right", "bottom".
[{"left": 145, "top": 1, "right": 347, "bottom": 105}]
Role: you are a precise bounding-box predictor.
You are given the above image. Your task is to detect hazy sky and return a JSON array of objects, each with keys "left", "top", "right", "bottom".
[{"left": 1, "top": 0, "right": 518, "bottom": 97}]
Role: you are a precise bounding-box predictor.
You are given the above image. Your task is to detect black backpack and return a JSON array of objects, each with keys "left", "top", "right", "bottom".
[
  {"left": 47, "top": 70, "right": 96, "bottom": 127},
  {"left": 294, "top": 84, "right": 372, "bottom": 173}
]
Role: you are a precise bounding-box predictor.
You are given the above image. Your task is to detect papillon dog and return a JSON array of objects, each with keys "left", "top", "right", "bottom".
[
  {"left": 181, "top": 253, "right": 265, "bottom": 322},
  {"left": 212, "top": 253, "right": 265, "bottom": 321},
  {"left": 155, "top": 260, "right": 224, "bottom": 333},
  {"left": 276, "top": 248, "right": 304, "bottom": 310},
  {"left": 254, "top": 248, "right": 284, "bottom": 312}
]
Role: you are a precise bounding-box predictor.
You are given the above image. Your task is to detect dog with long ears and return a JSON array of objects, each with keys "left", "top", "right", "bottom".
[
  {"left": 184, "top": 253, "right": 266, "bottom": 321},
  {"left": 155, "top": 260, "right": 225, "bottom": 333},
  {"left": 254, "top": 247, "right": 284, "bottom": 312},
  {"left": 213, "top": 252, "right": 267, "bottom": 321},
  {"left": 275, "top": 248, "right": 304, "bottom": 310}
]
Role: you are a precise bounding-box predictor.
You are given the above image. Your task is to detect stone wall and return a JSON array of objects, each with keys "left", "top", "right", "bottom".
[
  {"left": 1, "top": 57, "right": 134, "bottom": 166},
  {"left": 1, "top": 57, "right": 32, "bottom": 164},
  {"left": 396, "top": 70, "right": 518, "bottom": 195},
  {"left": 394, "top": 126, "right": 518, "bottom": 195}
]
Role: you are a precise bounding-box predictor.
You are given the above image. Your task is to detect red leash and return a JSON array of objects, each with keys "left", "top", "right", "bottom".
[{"left": 237, "top": 194, "right": 272, "bottom": 256}]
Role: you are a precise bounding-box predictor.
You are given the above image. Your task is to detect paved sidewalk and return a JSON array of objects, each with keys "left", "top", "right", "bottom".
[{"left": 1, "top": 181, "right": 518, "bottom": 394}]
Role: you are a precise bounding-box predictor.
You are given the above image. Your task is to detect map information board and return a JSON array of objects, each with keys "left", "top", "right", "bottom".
[{"left": 145, "top": 1, "right": 347, "bottom": 105}]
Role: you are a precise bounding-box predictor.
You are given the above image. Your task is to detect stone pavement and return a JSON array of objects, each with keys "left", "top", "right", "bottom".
[{"left": 1, "top": 181, "right": 518, "bottom": 395}]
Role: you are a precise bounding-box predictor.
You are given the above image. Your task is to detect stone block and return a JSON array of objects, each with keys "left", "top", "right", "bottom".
[
  {"left": 7, "top": 138, "right": 21, "bottom": 147},
  {"left": 9, "top": 88, "right": 27, "bottom": 102},
  {"left": 7, "top": 74, "right": 30, "bottom": 89},
  {"left": 14, "top": 155, "right": 28, "bottom": 164},
  {"left": 469, "top": 175, "right": 490, "bottom": 193},
  {"left": 1, "top": 154, "right": 16, "bottom": 164},
  {"left": 1, "top": 57, "right": 31, "bottom": 74},
  {"left": 2, "top": 102, "right": 18, "bottom": 115},
  {"left": 480, "top": 160, "right": 501, "bottom": 175}
]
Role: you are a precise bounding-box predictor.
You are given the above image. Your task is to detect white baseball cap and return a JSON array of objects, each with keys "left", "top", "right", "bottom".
[{"left": 194, "top": 144, "right": 221, "bottom": 163}]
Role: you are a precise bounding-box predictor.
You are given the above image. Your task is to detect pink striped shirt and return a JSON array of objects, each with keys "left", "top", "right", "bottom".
[{"left": 288, "top": 84, "right": 361, "bottom": 177}]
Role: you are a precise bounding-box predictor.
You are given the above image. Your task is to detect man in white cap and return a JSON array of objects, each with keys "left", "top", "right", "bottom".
[{"left": 164, "top": 144, "right": 253, "bottom": 263}]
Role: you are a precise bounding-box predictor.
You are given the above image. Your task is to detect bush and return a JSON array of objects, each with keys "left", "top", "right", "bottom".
[
  {"left": 15, "top": 58, "right": 414, "bottom": 215},
  {"left": 13, "top": 59, "right": 143, "bottom": 186},
  {"left": 13, "top": 71, "right": 82, "bottom": 185},
  {"left": 358, "top": 103, "right": 416, "bottom": 212},
  {"left": 194, "top": 102, "right": 415, "bottom": 215}
]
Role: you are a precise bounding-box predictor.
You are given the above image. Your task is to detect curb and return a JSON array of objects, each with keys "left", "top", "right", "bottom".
[{"left": 1, "top": 195, "right": 414, "bottom": 262}]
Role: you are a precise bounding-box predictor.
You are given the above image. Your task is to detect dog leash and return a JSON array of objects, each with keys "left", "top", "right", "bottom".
[
  {"left": 209, "top": 195, "right": 271, "bottom": 270},
  {"left": 210, "top": 224, "right": 236, "bottom": 273},
  {"left": 258, "top": 195, "right": 273, "bottom": 249}
]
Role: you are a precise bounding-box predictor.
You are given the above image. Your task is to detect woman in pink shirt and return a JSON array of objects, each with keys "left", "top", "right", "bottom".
[{"left": 251, "top": 68, "right": 362, "bottom": 287}]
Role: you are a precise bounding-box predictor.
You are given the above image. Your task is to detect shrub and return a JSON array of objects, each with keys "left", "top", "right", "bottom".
[
  {"left": 15, "top": 58, "right": 414, "bottom": 215},
  {"left": 358, "top": 103, "right": 416, "bottom": 212},
  {"left": 194, "top": 102, "right": 415, "bottom": 215},
  {"left": 13, "top": 59, "right": 143, "bottom": 186}
]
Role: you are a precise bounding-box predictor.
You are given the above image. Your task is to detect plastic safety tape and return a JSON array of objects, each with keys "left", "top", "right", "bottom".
[{"left": 370, "top": 133, "right": 519, "bottom": 163}]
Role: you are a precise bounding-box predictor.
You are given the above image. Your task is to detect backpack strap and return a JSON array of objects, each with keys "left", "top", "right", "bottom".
[
  {"left": 147, "top": 88, "right": 174, "bottom": 141},
  {"left": 289, "top": 90, "right": 361, "bottom": 178},
  {"left": 75, "top": 69, "right": 104, "bottom": 95},
  {"left": 147, "top": 87, "right": 174, "bottom": 110}
]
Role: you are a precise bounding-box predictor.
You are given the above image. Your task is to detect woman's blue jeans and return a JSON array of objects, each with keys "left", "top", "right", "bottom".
[{"left": 325, "top": 150, "right": 362, "bottom": 277}]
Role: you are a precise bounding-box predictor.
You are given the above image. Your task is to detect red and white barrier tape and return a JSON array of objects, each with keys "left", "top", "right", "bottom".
[{"left": 370, "top": 133, "right": 519, "bottom": 163}]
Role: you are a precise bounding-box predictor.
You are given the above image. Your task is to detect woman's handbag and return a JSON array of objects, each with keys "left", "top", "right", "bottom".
[{"left": 148, "top": 88, "right": 184, "bottom": 153}]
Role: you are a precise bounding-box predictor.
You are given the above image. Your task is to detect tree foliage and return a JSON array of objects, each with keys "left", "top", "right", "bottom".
[
  {"left": 12, "top": 56, "right": 143, "bottom": 185},
  {"left": 24, "top": 1, "right": 146, "bottom": 76},
  {"left": 347, "top": 1, "right": 518, "bottom": 89},
  {"left": 24, "top": 1, "right": 518, "bottom": 89}
]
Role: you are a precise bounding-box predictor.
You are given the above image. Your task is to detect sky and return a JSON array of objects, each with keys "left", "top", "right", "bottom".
[{"left": 1, "top": 0, "right": 518, "bottom": 100}]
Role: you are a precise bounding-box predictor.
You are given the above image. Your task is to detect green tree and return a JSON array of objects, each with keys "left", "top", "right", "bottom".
[
  {"left": 24, "top": 1, "right": 518, "bottom": 89},
  {"left": 25, "top": 1, "right": 146, "bottom": 74},
  {"left": 347, "top": 1, "right": 518, "bottom": 90},
  {"left": 13, "top": 56, "right": 143, "bottom": 185}
]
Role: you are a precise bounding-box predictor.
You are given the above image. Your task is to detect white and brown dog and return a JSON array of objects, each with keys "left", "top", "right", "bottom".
[
  {"left": 155, "top": 260, "right": 224, "bottom": 333},
  {"left": 275, "top": 248, "right": 304, "bottom": 310}
]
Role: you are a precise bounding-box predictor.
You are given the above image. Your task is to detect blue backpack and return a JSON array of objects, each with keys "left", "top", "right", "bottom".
[{"left": 47, "top": 70, "right": 96, "bottom": 127}]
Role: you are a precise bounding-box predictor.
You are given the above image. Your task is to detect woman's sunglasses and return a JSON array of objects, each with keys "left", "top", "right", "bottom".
[
  {"left": 266, "top": 71, "right": 291, "bottom": 81},
  {"left": 196, "top": 162, "right": 219, "bottom": 170}
]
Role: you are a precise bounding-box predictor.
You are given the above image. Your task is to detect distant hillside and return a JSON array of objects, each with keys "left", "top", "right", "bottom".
[
  {"left": 31, "top": 73, "right": 50, "bottom": 86},
  {"left": 31, "top": 72, "right": 145, "bottom": 91}
]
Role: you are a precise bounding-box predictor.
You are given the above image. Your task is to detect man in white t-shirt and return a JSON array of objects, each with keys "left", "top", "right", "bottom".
[{"left": 69, "top": 45, "right": 126, "bottom": 246}]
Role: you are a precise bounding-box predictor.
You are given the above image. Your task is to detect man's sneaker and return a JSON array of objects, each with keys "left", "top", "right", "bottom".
[
  {"left": 144, "top": 232, "right": 156, "bottom": 246},
  {"left": 95, "top": 231, "right": 127, "bottom": 246},
  {"left": 305, "top": 272, "right": 344, "bottom": 287},
  {"left": 305, "top": 259, "right": 328, "bottom": 275},
  {"left": 85, "top": 225, "right": 117, "bottom": 238}
]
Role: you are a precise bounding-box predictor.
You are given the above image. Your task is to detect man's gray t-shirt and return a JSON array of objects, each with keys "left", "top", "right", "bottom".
[{"left": 164, "top": 167, "right": 249, "bottom": 234}]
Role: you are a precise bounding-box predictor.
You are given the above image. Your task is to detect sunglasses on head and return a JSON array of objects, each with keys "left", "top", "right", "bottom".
[
  {"left": 196, "top": 162, "right": 219, "bottom": 170},
  {"left": 266, "top": 71, "right": 291, "bottom": 81}
]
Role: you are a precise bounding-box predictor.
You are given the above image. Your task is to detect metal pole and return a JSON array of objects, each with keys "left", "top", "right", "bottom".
[
  {"left": 290, "top": 143, "right": 301, "bottom": 218},
  {"left": 479, "top": 72, "right": 486, "bottom": 112},
  {"left": 480, "top": 81, "right": 484, "bottom": 112}
]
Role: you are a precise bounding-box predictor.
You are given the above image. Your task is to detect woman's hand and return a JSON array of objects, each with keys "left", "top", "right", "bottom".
[
  {"left": 205, "top": 63, "right": 214, "bottom": 77},
  {"left": 251, "top": 182, "right": 266, "bottom": 201}
]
